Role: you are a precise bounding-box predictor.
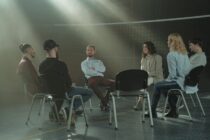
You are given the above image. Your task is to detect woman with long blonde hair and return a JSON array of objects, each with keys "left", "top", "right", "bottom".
[{"left": 146, "top": 33, "right": 191, "bottom": 118}]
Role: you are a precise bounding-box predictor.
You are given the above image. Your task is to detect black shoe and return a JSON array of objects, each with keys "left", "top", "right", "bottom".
[
  {"left": 100, "top": 104, "right": 110, "bottom": 112},
  {"left": 58, "top": 113, "right": 66, "bottom": 122},
  {"left": 145, "top": 112, "right": 157, "bottom": 118},
  {"left": 75, "top": 110, "right": 84, "bottom": 115},
  {"left": 165, "top": 110, "right": 178, "bottom": 118}
]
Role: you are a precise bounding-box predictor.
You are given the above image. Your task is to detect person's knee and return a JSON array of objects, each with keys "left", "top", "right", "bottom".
[{"left": 88, "top": 80, "right": 97, "bottom": 88}]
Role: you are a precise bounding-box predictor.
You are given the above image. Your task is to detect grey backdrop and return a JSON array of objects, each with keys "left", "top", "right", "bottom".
[{"left": 0, "top": 0, "right": 209, "bottom": 104}]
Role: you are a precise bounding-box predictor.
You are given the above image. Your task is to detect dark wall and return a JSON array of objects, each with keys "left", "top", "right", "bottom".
[{"left": 0, "top": 0, "right": 210, "bottom": 103}]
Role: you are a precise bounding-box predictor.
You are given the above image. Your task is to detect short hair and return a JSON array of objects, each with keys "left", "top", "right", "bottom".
[
  {"left": 86, "top": 44, "right": 95, "bottom": 50},
  {"left": 188, "top": 38, "right": 203, "bottom": 47},
  {"left": 43, "top": 39, "right": 59, "bottom": 51},
  {"left": 143, "top": 41, "right": 156, "bottom": 54},
  {"left": 19, "top": 44, "right": 31, "bottom": 53}
]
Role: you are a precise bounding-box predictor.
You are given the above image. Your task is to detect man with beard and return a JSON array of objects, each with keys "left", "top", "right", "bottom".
[
  {"left": 81, "top": 45, "right": 115, "bottom": 111},
  {"left": 39, "top": 39, "right": 92, "bottom": 123},
  {"left": 17, "top": 44, "right": 41, "bottom": 95}
]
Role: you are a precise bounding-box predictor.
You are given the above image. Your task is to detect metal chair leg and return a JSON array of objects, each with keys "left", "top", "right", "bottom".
[
  {"left": 177, "top": 96, "right": 183, "bottom": 113},
  {"left": 79, "top": 95, "right": 88, "bottom": 127},
  {"left": 109, "top": 105, "right": 112, "bottom": 125},
  {"left": 52, "top": 99, "right": 60, "bottom": 122},
  {"left": 162, "top": 96, "right": 169, "bottom": 119},
  {"left": 39, "top": 96, "right": 46, "bottom": 129},
  {"left": 67, "top": 96, "right": 75, "bottom": 130},
  {"left": 142, "top": 96, "right": 145, "bottom": 123},
  {"left": 189, "top": 94, "right": 196, "bottom": 107},
  {"left": 195, "top": 92, "right": 206, "bottom": 116},
  {"left": 89, "top": 98, "right": 93, "bottom": 111},
  {"left": 180, "top": 92, "right": 192, "bottom": 120},
  {"left": 134, "top": 96, "right": 141, "bottom": 109},
  {"left": 25, "top": 95, "right": 39, "bottom": 125},
  {"left": 146, "top": 92, "right": 154, "bottom": 127},
  {"left": 110, "top": 93, "right": 118, "bottom": 130},
  {"left": 38, "top": 98, "right": 44, "bottom": 116}
]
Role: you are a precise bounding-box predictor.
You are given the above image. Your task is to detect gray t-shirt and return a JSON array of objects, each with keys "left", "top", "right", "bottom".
[{"left": 190, "top": 52, "right": 207, "bottom": 70}]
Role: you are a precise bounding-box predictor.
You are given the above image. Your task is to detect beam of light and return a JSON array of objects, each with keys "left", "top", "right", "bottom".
[
  {"left": 94, "top": 0, "right": 167, "bottom": 53},
  {"left": 49, "top": 0, "right": 137, "bottom": 74},
  {"left": 0, "top": 0, "right": 43, "bottom": 98},
  {"left": 89, "top": 0, "right": 131, "bottom": 22}
]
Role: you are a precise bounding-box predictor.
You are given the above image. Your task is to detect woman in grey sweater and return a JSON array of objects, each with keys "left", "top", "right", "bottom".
[{"left": 188, "top": 38, "right": 207, "bottom": 69}]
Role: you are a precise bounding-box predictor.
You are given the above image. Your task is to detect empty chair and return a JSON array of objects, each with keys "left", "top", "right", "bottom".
[{"left": 111, "top": 69, "right": 154, "bottom": 127}]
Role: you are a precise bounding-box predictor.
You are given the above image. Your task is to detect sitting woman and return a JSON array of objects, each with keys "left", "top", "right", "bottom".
[
  {"left": 149, "top": 33, "right": 191, "bottom": 118},
  {"left": 134, "top": 41, "right": 164, "bottom": 110},
  {"left": 140, "top": 41, "right": 164, "bottom": 85}
]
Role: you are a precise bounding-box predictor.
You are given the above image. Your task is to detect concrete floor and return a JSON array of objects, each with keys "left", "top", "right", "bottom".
[{"left": 0, "top": 93, "right": 209, "bottom": 140}]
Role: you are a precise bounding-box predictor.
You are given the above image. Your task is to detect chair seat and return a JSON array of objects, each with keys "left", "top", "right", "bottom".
[
  {"left": 46, "top": 94, "right": 53, "bottom": 99},
  {"left": 185, "top": 85, "right": 198, "bottom": 94},
  {"left": 113, "top": 90, "right": 146, "bottom": 97}
]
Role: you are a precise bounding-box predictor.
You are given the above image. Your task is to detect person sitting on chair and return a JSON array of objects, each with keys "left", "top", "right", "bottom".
[
  {"left": 134, "top": 41, "right": 164, "bottom": 110},
  {"left": 188, "top": 38, "right": 207, "bottom": 69},
  {"left": 39, "top": 39, "right": 92, "bottom": 124},
  {"left": 140, "top": 41, "right": 164, "bottom": 85},
  {"left": 17, "top": 44, "right": 41, "bottom": 95},
  {"left": 81, "top": 45, "right": 115, "bottom": 111},
  {"left": 147, "top": 33, "right": 191, "bottom": 118}
]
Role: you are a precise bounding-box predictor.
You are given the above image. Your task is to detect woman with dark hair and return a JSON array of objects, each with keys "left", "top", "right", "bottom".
[
  {"left": 141, "top": 41, "right": 164, "bottom": 85},
  {"left": 188, "top": 38, "right": 207, "bottom": 69},
  {"left": 134, "top": 41, "right": 164, "bottom": 110}
]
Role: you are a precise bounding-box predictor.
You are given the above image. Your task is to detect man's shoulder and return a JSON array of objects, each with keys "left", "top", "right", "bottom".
[
  {"left": 18, "top": 57, "right": 31, "bottom": 67},
  {"left": 81, "top": 58, "right": 88, "bottom": 65}
]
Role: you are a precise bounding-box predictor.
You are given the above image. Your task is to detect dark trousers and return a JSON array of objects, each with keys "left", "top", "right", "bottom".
[
  {"left": 151, "top": 80, "right": 180, "bottom": 113},
  {"left": 52, "top": 95, "right": 65, "bottom": 116},
  {"left": 88, "top": 76, "right": 115, "bottom": 106}
]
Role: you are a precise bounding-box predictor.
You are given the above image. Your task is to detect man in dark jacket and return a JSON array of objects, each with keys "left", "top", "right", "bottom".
[{"left": 17, "top": 44, "right": 40, "bottom": 95}]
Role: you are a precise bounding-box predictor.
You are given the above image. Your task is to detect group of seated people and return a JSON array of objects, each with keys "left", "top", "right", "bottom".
[
  {"left": 140, "top": 33, "right": 206, "bottom": 118},
  {"left": 17, "top": 32, "right": 207, "bottom": 126},
  {"left": 17, "top": 40, "right": 114, "bottom": 125}
]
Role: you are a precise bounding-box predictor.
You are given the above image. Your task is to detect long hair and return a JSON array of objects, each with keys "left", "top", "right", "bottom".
[
  {"left": 141, "top": 41, "right": 156, "bottom": 58},
  {"left": 168, "top": 33, "right": 187, "bottom": 54}
]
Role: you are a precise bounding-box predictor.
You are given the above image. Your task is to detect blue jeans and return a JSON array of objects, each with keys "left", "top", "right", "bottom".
[
  {"left": 151, "top": 80, "right": 181, "bottom": 113},
  {"left": 66, "top": 86, "right": 93, "bottom": 110}
]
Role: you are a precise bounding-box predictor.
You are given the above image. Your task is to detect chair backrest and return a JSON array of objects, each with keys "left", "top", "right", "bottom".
[
  {"left": 116, "top": 69, "right": 148, "bottom": 91},
  {"left": 184, "top": 66, "right": 204, "bottom": 86}
]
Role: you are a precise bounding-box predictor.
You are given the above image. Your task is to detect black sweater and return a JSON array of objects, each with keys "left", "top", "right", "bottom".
[{"left": 39, "top": 58, "right": 72, "bottom": 97}]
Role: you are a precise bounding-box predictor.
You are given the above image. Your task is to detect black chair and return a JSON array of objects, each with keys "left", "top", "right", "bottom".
[
  {"left": 111, "top": 69, "right": 154, "bottom": 127},
  {"left": 162, "top": 66, "right": 205, "bottom": 120}
]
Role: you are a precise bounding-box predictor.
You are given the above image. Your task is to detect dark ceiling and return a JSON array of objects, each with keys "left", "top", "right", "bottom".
[{"left": 14, "top": 0, "right": 210, "bottom": 25}]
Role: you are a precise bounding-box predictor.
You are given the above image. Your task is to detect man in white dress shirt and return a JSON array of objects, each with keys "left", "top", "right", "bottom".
[{"left": 81, "top": 45, "right": 115, "bottom": 111}]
